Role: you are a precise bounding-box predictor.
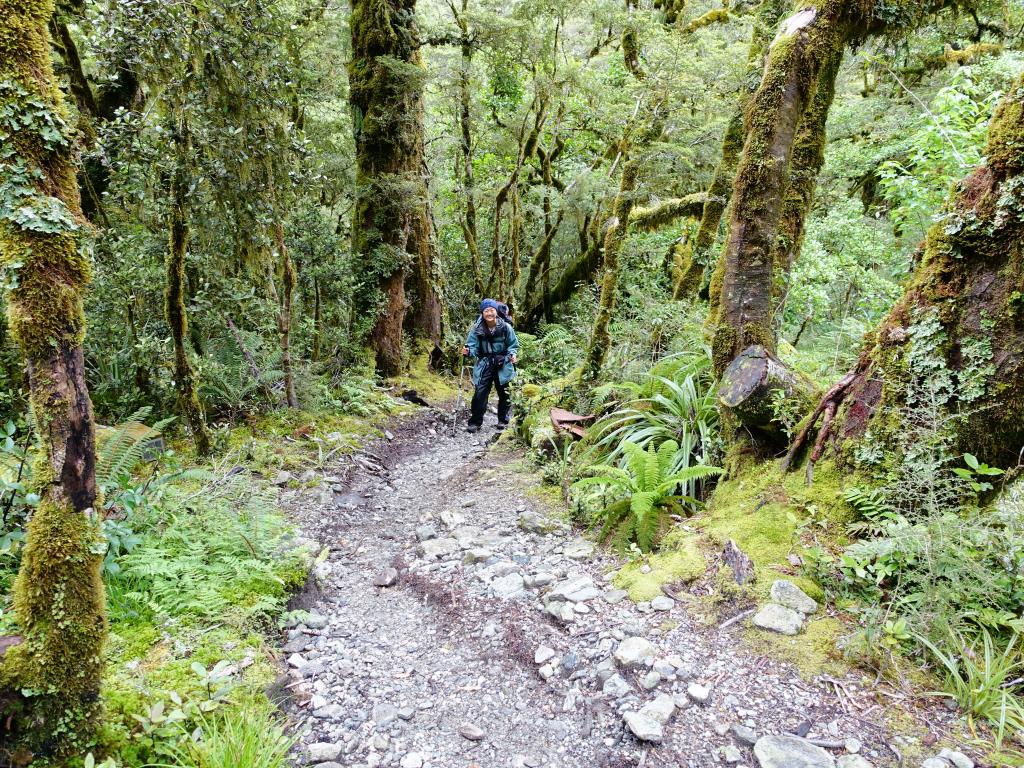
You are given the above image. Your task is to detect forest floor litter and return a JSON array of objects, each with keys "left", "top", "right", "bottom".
[{"left": 274, "top": 408, "right": 978, "bottom": 768}]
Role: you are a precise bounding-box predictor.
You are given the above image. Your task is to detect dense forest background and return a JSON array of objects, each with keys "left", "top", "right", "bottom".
[{"left": 2, "top": 0, "right": 1024, "bottom": 764}]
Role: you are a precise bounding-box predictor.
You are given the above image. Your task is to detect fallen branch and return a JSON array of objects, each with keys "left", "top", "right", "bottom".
[{"left": 718, "top": 608, "right": 755, "bottom": 631}]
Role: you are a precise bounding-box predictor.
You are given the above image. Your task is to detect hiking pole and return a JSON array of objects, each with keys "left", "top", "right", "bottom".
[{"left": 452, "top": 362, "right": 468, "bottom": 433}]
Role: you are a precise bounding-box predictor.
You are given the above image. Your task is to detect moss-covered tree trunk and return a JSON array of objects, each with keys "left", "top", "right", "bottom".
[
  {"left": 710, "top": 5, "right": 847, "bottom": 379},
  {"left": 454, "top": 0, "right": 484, "bottom": 298},
  {"left": 679, "top": 0, "right": 787, "bottom": 301},
  {"left": 583, "top": 153, "right": 641, "bottom": 380},
  {"left": 166, "top": 113, "right": 212, "bottom": 455},
  {"left": 0, "top": 0, "right": 107, "bottom": 753},
  {"left": 521, "top": 206, "right": 605, "bottom": 329},
  {"left": 787, "top": 75, "right": 1024, "bottom": 473},
  {"left": 772, "top": 44, "right": 842, "bottom": 289},
  {"left": 274, "top": 220, "right": 299, "bottom": 408},
  {"left": 349, "top": 0, "right": 437, "bottom": 375}
]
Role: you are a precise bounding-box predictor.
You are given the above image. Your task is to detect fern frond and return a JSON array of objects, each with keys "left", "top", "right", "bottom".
[{"left": 96, "top": 408, "right": 172, "bottom": 486}]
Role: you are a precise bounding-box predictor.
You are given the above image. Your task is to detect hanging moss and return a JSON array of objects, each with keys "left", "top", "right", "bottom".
[
  {"left": 628, "top": 193, "right": 708, "bottom": 232},
  {"left": 621, "top": 24, "right": 645, "bottom": 81},
  {"left": 683, "top": 7, "right": 730, "bottom": 35}
]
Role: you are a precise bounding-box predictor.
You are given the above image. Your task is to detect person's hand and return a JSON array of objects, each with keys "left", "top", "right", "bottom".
[
  {"left": 462, "top": 346, "right": 470, "bottom": 356},
  {"left": 510, "top": 353, "right": 518, "bottom": 364}
]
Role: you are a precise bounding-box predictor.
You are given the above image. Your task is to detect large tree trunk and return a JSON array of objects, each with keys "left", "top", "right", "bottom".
[
  {"left": 682, "top": 0, "right": 788, "bottom": 301},
  {"left": 710, "top": 1, "right": 962, "bottom": 386},
  {"left": 166, "top": 114, "right": 211, "bottom": 455},
  {"left": 787, "top": 75, "right": 1024, "bottom": 474},
  {"left": 454, "top": 0, "right": 484, "bottom": 298},
  {"left": 710, "top": 5, "right": 847, "bottom": 378},
  {"left": 274, "top": 220, "right": 300, "bottom": 409},
  {"left": 0, "top": 0, "right": 106, "bottom": 753},
  {"left": 349, "top": 0, "right": 437, "bottom": 375}
]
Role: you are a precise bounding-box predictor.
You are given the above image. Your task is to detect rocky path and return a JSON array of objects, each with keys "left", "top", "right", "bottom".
[{"left": 274, "top": 409, "right": 977, "bottom": 768}]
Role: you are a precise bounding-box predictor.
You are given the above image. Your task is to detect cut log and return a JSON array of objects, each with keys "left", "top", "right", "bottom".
[{"left": 717, "top": 345, "right": 809, "bottom": 430}]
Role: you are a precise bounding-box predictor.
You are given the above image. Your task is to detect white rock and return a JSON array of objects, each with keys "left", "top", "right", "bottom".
[
  {"left": 723, "top": 745, "right": 743, "bottom": 763},
  {"left": 563, "top": 539, "right": 595, "bottom": 560},
  {"left": 547, "top": 575, "right": 597, "bottom": 602},
  {"left": 686, "top": 682, "right": 711, "bottom": 705},
  {"left": 837, "top": 757, "right": 873, "bottom": 768},
  {"left": 419, "top": 537, "right": 459, "bottom": 559},
  {"left": 603, "top": 589, "right": 629, "bottom": 604},
  {"left": 459, "top": 723, "right": 485, "bottom": 741},
  {"left": 640, "top": 671, "right": 661, "bottom": 690},
  {"left": 770, "top": 579, "right": 818, "bottom": 614},
  {"left": 534, "top": 645, "right": 556, "bottom": 664},
  {"left": 603, "top": 673, "right": 631, "bottom": 698},
  {"left": 844, "top": 738, "right": 862, "bottom": 754},
  {"left": 938, "top": 750, "right": 973, "bottom": 768},
  {"left": 308, "top": 742, "right": 342, "bottom": 762},
  {"left": 639, "top": 693, "right": 676, "bottom": 725},
  {"left": 651, "top": 595, "right": 675, "bottom": 611},
  {"left": 400, "top": 753, "right": 424, "bottom": 768},
  {"left": 623, "top": 711, "right": 663, "bottom": 743},
  {"left": 753, "top": 603, "right": 804, "bottom": 635},
  {"left": 614, "top": 637, "right": 657, "bottom": 668},
  {"left": 754, "top": 735, "right": 835, "bottom": 768},
  {"left": 921, "top": 760, "right": 951, "bottom": 768},
  {"left": 491, "top": 572, "right": 525, "bottom": 597}
]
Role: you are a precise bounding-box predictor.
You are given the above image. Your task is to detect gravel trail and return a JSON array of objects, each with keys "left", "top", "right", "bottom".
[{"left": 275, "top": 408, "right": 972, "bottom": 768}]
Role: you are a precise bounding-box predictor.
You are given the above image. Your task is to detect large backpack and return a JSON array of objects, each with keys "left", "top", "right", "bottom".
[{"left": 495, "top": 301, "right": 512, "bottom": 323}]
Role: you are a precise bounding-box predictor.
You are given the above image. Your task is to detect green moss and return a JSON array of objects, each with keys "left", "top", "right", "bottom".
[
  {"left": 391, "top": 350, "right": 458, "bottom": 403},
  {"left": 2, "top": 498, "right": 107, "bottom": 754},
  {"left": 743, "top": 616, "right": 847, "bottom": 679},
  {"left": 701, "top": 458, "right": 852, "bottom": 599},
  {"left": 612, "top": 531, "right": 706, "bottom": 602},
  {"left": 984, "top": 73, "right": 1023, "bottom": 177}
]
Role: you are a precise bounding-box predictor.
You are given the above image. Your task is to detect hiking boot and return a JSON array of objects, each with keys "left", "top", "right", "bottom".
[
  {"left": 466, "top": 424, "right": 481, "bottom": 433},
  {"left": 495, "top": 421, "right": 509, "bottom": 431}
]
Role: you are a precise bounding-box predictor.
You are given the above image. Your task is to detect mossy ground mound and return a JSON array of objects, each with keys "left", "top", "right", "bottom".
[{"left": 612, "top": 531, "right": 706, "bottom": 602}]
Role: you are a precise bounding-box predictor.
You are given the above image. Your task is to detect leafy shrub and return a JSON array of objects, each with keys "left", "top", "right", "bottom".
[
  {"left": 586, "top": 348, "right": 721, "bottom": 501},
  {"left": 573, "top": 439, "right": 721, "bottom": 551}
]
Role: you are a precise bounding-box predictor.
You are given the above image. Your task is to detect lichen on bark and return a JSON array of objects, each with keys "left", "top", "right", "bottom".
[{"left": 0, "top": 0, "right": 107, "bottom": 754}]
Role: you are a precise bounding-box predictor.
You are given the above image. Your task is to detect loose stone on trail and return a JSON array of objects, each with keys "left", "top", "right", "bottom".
[{"left": 278, "top": 411, "right": 967, "bottom": 768}]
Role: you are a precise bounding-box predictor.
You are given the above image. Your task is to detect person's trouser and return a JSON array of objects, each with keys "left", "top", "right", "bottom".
[{"left": 469, "top": 361, "right": 511, "bottom": 426}]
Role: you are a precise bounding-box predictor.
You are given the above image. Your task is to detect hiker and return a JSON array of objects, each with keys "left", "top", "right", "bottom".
[{"left": 463, "top": 298, "right": 519, "bottom": 433}]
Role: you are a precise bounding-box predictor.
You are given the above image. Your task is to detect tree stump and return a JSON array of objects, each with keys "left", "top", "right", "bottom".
[
  {"left": 717, "top": 345, "right": 808, "bottom": 430},
  {"left": 723, "top": 540, "right": 755, "bottom": 585}
]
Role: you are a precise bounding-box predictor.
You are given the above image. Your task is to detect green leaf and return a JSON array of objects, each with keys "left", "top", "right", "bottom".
[{"left": 964, "top": 453, "right": 980, "bottom": 470}]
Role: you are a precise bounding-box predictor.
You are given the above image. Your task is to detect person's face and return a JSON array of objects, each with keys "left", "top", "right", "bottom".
[{"left": 482, "top": 307, "right": 497, "bottom": 323}]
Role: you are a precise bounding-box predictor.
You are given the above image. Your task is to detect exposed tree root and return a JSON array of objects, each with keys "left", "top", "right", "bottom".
[{"left": 781, "top": 368, "right": 859, "bottom": 481}]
